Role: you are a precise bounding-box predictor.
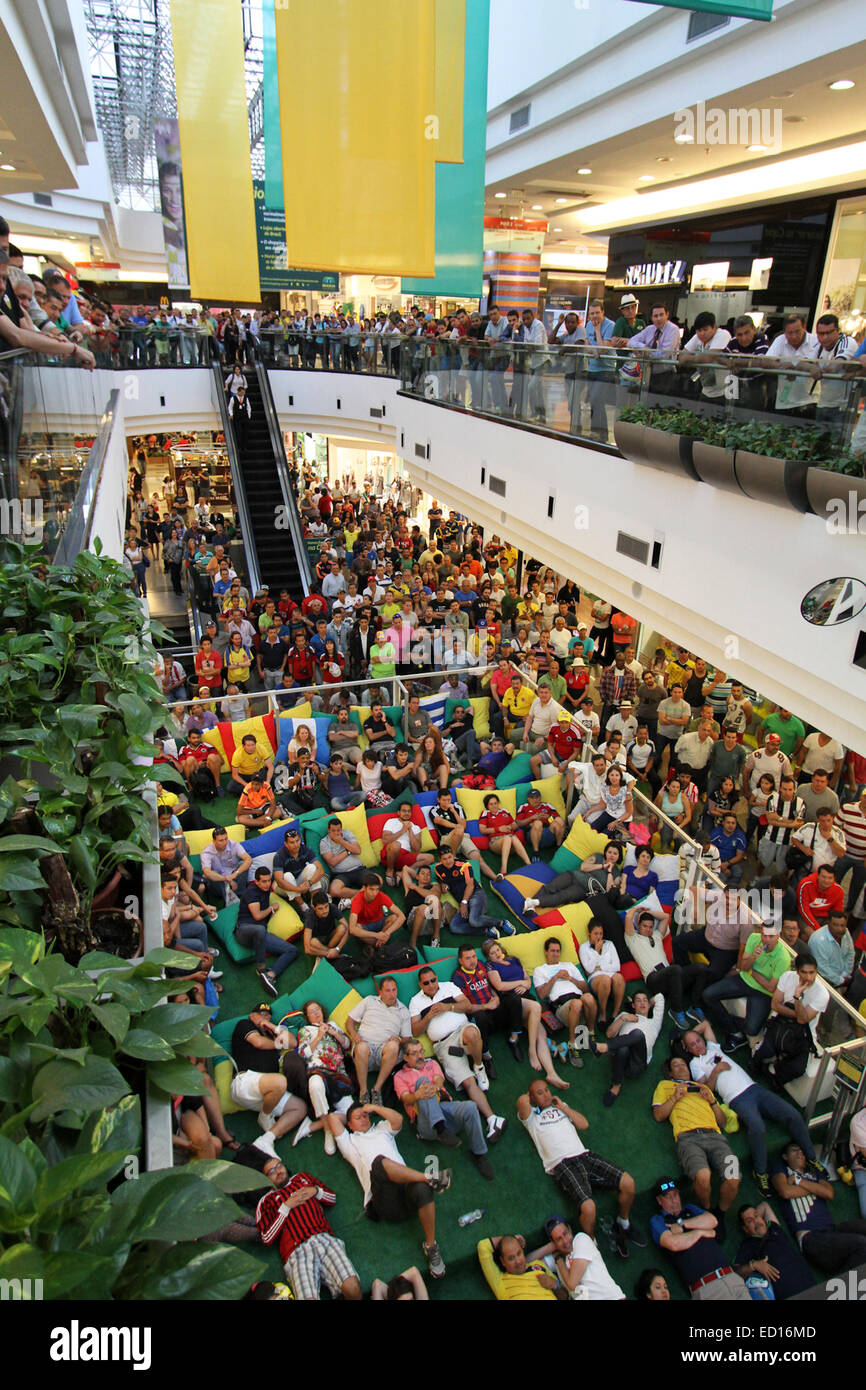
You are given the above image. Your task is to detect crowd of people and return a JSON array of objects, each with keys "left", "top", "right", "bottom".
[{"left": 146, "top": 458, "right": 866, "bottom": 1301}]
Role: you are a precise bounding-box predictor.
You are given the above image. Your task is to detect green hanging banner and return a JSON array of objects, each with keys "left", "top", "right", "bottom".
[
  {"left": 262, "top": 0, "right": 285, "bottom": 212},
  {"left": 626, "top": 0, "right": 773, "bottom": 18}
]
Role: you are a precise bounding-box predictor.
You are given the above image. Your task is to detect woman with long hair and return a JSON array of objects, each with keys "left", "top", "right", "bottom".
[
  {"left": 294, "top": 998, "right": 353, "bottom": 1157},
  {"left": 482, "top": 938, "right": 570, "bottom": 1089},
  {"left": 413, "top": 727, "right": 451, "bottom": 791},
  {"left": 590, "top": 765, "right": 634, "bottom": 837},
  {"left": 320, "top": 637, "right": 345, "bottom": 686}
]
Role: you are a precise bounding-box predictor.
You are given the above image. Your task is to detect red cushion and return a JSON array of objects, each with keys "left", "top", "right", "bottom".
[
  {"left": 622, "top": 928, "right": 673, "bottom": 981},
  {"left": 367, "top": 805, "right": 428, "bottom": 841}
]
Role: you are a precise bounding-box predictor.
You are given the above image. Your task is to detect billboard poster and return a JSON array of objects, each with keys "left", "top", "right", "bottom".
[
  {"left": 253, "top": 180, "right": 339, "bottom": 293},
  {"left": 153, "top": 118, "right": 190, "bottom": 291}
]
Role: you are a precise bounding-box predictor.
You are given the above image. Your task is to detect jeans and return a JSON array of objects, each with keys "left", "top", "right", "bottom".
[
  {"left": 414, "top": 1083, "right": 487, "bottom": 1154},
  {"left": 833, "top": 854, "right": 866, "bottom": 913},
  {"left": 234, "top": 919, "right": 298, "bottom": 975},
  {"left": 262, "top": 669, "right": 284, "bottom": 691},
  {"left": 703, "top": 976, "right": 774, "bottom": 1039},
  {"left": 449, "top": 888, "right": 500, "bottom": 934},
  {"left": 802, "top": 1222, "right": 866, "bottom": 1275},
  {"left": 330, "top": 793, "right": 365, "bottom": 810},
  {"left": 609, "top": 1028, "right": 647, "bottom": 1085},
  {"left": 731, "top": 1083, "right": 814, "bottom": 1176},
  {"left": 179, "top": 920, "right": 209, "bottom": 955},
  {"left": 645, "top": 962, "right": 707, "bottom": 1013},
  {"left": 854, "top": 1167, "right": 866, "bottom": 1219},
  {"left": 452, "top": 727, "right": 481, "bottom": 765},
  {"left": 757, "top": 838, "right": 790, "bottom": 876}
]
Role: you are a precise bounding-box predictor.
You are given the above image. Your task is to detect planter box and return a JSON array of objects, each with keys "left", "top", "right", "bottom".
[
  {"left": 692, "top": 441, "right": 740, "bottom": 494},
  {"left": 613, "top": 419, "right": 650, "bottom": 467},
  {"left": 805, "top": 468, "right": 866, "bottom": 526},
  {"left": 734, "top": 450, "right": 810, "bottom": 513},
  {"left": 641, "top": 426, "right": 700, "bottom": 481}
]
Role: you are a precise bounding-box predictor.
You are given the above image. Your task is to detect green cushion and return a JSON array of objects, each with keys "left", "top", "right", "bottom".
[
  {"left": 549, "top": 844, "right": 583, "bottom": 874},
  {"left": 211, "top": 1014, "right": 241, "bottom": 1053},
  {"left": 445, "top": 697, "right": 471, "bottom": 722},
  {"left": 495, "top": 753, "right": 534, "bottom": 789},
  {"left": 302, "top": 816, "right": 332, "bottom": 853},
  {"left": 284, "top": 959, "right": 353, "bottom": 1018},
  {"left": 208, "top": 904, "right": 254, "bottom": 963},
  {"left": 350, "top": 705, "right": 403, "bottom": 733}
]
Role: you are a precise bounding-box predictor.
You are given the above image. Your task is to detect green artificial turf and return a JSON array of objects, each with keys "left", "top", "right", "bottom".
[{"left": 191, "top": 792, "right": 863, "bottom": 1301}]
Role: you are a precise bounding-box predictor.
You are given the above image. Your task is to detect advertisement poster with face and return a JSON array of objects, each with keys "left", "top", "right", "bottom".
[{"left": 154, "top": 118, "right": 189, "bottom": 290}]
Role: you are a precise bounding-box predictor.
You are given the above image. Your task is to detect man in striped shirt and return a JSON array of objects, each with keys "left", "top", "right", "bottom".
[
  {"left": 240, "top": 1134, "right": 361, "bottom": 1301},
  {"left": 834, "top": 789, "right": 866, "bottom": 916}
]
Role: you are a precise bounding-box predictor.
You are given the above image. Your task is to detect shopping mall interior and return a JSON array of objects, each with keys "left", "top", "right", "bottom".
[{"left": 2, "top": 0, "right": 866, "bottom": 1325}]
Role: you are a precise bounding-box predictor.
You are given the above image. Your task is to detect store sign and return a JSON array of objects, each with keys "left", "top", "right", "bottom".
[
  {"left": 253, "top": 179, "right": 338, "bottom": 293},
  {"left": 624, "top": 260, "right": 687, "bottom": 288},
  {"left": 483, "top": 217, "right": 548, "bottom": 232},
  {"left": 74, "top": 262, "right": 120, "bottom": 283}
]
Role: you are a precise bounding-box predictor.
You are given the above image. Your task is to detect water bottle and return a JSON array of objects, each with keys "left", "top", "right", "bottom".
[{"left": 458, "top": 1208, "right": 485, "bottom": 1228}]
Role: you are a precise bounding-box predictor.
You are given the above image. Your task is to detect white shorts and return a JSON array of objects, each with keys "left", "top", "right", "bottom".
[
  {"left": 230, "top": 1071, "right": 289, "bottom": 1113},
  {"left": 434, "top": 1025, "right": 476, "bottom": 1088}
]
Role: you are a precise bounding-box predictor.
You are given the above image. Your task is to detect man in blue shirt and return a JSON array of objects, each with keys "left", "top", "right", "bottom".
[
  {"left": 771, "top": 1140, "right": 866, "bottom": 1275},
  {"left": 650, "top": 1176, "right": 750, "bottom": 1300},
  {"left": 581, "top": 300, "right": 617, "bottom": 442},
  {"left": 710, "top": 813, "right": 747, "bottom": 886}
]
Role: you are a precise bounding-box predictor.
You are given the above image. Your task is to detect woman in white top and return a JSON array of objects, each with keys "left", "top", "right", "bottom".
[
  {"left": 224, "top": 366, "right": 247, "bottom": 397},
  {"left": 357, "top": 748, "right": 383, "bottom": 799},
  {"left": 287, "top": 724, "right": 316, "bottom": 765},
  {"left": 579, "top": 923, "right": 626, "bottom": 1029}
]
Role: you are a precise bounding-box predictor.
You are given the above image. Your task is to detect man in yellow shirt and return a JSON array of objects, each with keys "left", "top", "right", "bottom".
[
  {"left": 230, "top": 733, "right": 274, "bottom": 789},
  {"left": 652, "top": 1055, "right": 740, "bottom": 1217},
  {"left": 502, "top": 673, "right": 535, "bottom": 738},
  {"left": 477, "top": 1235, "right": 559, "bottom": 1300}
]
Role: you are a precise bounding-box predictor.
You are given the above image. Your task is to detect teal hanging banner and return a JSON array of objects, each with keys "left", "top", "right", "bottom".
[
  {"left": 262, "top": 0, "right": 285, "bottom": 212},
  {"left": 402, "top": 0, "right": 490, "bottom": 300},
  {"left": 626, "top": 0, "right": 773, "bottom": 18}
]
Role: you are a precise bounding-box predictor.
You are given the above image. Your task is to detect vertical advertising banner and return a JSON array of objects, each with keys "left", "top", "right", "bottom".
[{"left": 153, "top": 119, "right": 190, "bottom": 291}]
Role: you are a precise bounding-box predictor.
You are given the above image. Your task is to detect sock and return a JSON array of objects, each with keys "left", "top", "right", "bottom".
[{"left": 617, "top": 1217, "right": 629, "bottom": 1230}]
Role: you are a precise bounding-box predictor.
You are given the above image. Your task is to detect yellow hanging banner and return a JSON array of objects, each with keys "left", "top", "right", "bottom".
[
  {"left": 169, "top": 0, "right": 259, "bottom": 302},
  {"left": 434, "top": 0, "right": 466, "bottom": 165},
  {"left": 275, "top": 0, "right": 436, "bottom": 277}
]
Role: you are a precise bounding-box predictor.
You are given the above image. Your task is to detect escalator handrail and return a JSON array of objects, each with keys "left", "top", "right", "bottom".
[
  {"left": 255, "top": 362, "right": 312, "bottom": 598},
  {"left": 209, "top": 365, "right": 262, "bottom": 599}
]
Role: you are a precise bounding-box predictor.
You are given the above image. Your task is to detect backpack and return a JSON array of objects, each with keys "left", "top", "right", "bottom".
[
  {"left": 191, "top": 767, "right": 218, "bottom": 802},
  {"left": 366, "top": 943, "right": 418, "bottom": 973},
  {"left": 330, "top": 954, "right": 372, "bottom": 983}
]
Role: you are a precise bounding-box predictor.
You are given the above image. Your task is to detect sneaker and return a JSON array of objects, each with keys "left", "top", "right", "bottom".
[
  {"left": 472, "top": 1152, "right": 495, "bottom": 1180},
  {"left": 671, "top": 1010, "right": 690, "bottom": 1030},
  {"left": 258, "top": 1108, "right": 278, "bottom": 1133},
  {"left": 338, "top": 898, "right": 353, "bottom": 912},
  {"left": 487, "top": 1115, "right": 508, "bottom": 1144},
  {"left": 208, "top": 947, "right": 221, "bottom": 957},
  {"left": 486, "top": 925, "right": 501, "bottom": 940},
  {"left": 473, "top": 1064, "right": 489, "bottom": 1092},
  {"left": 482, "top": 1052, "right": 498, "bottom": 1082},
  {"left": 531, "top": 854, "right": 541, "bottom": 863},
  {"left": 424, "top": 1240, "right": 446, "bottom": 1279},
  {"left": 323, "top": 1128, "right": 336, "bottom": 1156},
  {"left": 496, "top": 920, "right": 516, "bottom": 937},
  {"left": 753, "top": 1169, "right": 771, "bottom": 1198},
  {"left": 429, "top": 1168, "right": 452, "bottom": 1194},
  {"left": 727, "top": 1032, "right": 748, "bottom": 1052},
  {"left": 568, "top": 1044, "right": 584, "bottom": 1070},
  {"left": 613, "top": 1222, "right": 629, "bottom": 1259},
  {"left": 209, "top": 969, "right": 224, "bottom": 980},
  {"left": 291, "top": 1115, "right": 313, "bottom": 1147},
  {"left": 522, "top": 897, "right": 540, "bottom": 915},
  {"left": 430, "top": 938, "right": 441, "bottom": 949},
  {"left": 685, "top": 1007, "right": 705, "bottom": 1024},
  {"left": 436, "top": 1127, "right": 462, "bottom": 1149},
  {"left": 359, "top": 1089, "right": 371, "bottom": 1105},
  {"left": 257, "top": 969, "right": 278, "bottom": 997},
  {"left": 370, "top": 1088, "right": 383, "bottom": 1106},
  {"left": 625, "top": 1221, "right": 647, "bottom": 1248}
]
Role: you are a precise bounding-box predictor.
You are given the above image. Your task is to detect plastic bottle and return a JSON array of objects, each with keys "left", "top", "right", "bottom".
[{"left": 457, "top": 1208, "right": 485, "bottom": 1227}]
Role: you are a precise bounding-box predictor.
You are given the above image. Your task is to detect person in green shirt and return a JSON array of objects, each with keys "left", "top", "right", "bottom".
[
  {"left": 538, "top": 658, "right": 567, "bottom": 705},
  {"left": 702, "top": 923, "right": 788, "bottom": 1047},
  {"left": 761, "top": 709, "right": 805, "bottom": 758},
  {"left": 369, "top": 637, "right": 396, "bottom": 679},
  {"left": 609, "top": 294, "right": 646, "bottom": 345}
]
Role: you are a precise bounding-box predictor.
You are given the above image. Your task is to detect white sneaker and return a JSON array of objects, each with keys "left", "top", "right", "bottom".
[
  {"left": 522, "top": 897, "right": 540, "bottom": 915},
  {"left": 209, "top": 969, "right": 223, "bottom": 980},
  {"left": 338, "top": 898, "right": 353, "bottom": 912},
  {"left": 473, "top": 1063, "right": 490, "bottom": 1092},
  {"left": 324, "top": 1128, "right": 336, "bottom": 1156},
  {"left": 291, "top": 1115, "right": 313, "bottom": 1146},
  {"left": 258, "top": 1108, "right": 278, "bottom": 1133}
]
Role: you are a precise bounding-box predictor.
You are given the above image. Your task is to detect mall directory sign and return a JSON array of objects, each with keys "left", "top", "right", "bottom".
[{"left": 627, "top": 0, "right": 773, "bottom": 17}]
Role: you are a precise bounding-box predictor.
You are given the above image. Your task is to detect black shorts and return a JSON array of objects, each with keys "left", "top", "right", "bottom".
[
  {"left": 369, "top": 1154, "right": 433, "bottom": 1222},
  {"left": 552, "top": 1151, "right": 625, "bottom": 1207},
  {"left": 336, "top": 866, "right": 367, "bottom": 889}
]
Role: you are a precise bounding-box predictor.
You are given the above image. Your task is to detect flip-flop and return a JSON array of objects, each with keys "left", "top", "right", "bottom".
[{"left": 223, "top": 1136, "right": 241, "bottom": 1151}]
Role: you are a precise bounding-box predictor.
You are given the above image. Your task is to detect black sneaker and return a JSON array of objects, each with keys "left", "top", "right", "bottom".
[
  {"left": 753, "top": 1169, "right": 771, "bottom": 1197},
  {"left": 436, "top": 1128, "right": 461, "bottom": 1149},
  {"left": 624, "top": 1221, "right": 647, "bottom": 1248},
  {"left": 613, "top": 1222, "right": 629, "bottom": 1259},
  {"left": 727, "top": 1032, "right": 748, "bottom": 1052},
  {"left": 482, "top": 1052, "right": 498, "bottom": 1083},
  {"left": 472, "top": 1152, "right": 495, "bottom": 1181},
  {"left": 257, "top": 969, "right": 278, "bottom": 997}
]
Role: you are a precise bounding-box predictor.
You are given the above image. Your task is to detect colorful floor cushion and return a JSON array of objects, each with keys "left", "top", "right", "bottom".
[
  {"left": 509, "top": 775, "right": 567, "bottom": 819},
  {"left": 275, "top": 714, "right": 332, "bottom": 764},
  {"left": 203, "top": 713, "right": 278, "bottom": 772},
  {"left": 561, "top": 815, "right": 610, "bottom": 862},
  {"left": 445, "top": 696, "right": 491, "bottom": 740},
  {"left": 367, "top": 806, "right": 437, "bottom": 860},
  {"left": 505, "top": 919, "right": 587, "bottom": 971},
  {"left": 208, "top": 904, "right": 253, "bottom": 964},
  {"left": 243, "top": 818, "right": 301, "bottom": 856},
  {"left": 489, "top": 863, "right": 557, "bottom": 929},
  {"left": 301, "top": 815, "right": 334, "bottom": 853},
  {"left": 328, "top": 802, "right": 377, "bottom": 866},
  {"left": 456, "top": 784, "right": 517, "bottom": 821},
  {"left": 532, "top": 902, "right": 594, "bottom": 948},
  {"left": 185, "top": 823, "right": 246, "bottom": 856},
  {"left": 269, "top": 895, "right": 305, "bottom": 941},
  {"left": 495, "top": 753, "right": 534, "bottom": 789},
  {"left": 277, "top": 701, "right": 312, "bottom": 719}
]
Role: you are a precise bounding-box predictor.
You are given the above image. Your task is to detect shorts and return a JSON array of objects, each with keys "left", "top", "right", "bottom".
[
  {"left": 230, "top": 1070, "right": 288, "bottom": 1114},
  {"left": 284, "top": 1232, "right": 357, "bottom": 1300},
  {"left": 551, "top": 1150, "right": 625, "bottom": 1207},
  {"left": 356, "top": 1037, "right": 400, "bottom": 1068},
  {"left": 676, "top": 1129, "right": 733, "bottom": 1182},
  {"left": 554, "top": 992, "right": 584, "bottom": 1025},
  {"left": 369, "top": 1154, "right": 432, "bottom": 1222},
  {"left": 380, "top": 846, "right": 418, "bottom": 869},
  {"left": 433, "top": 1025, "right": 474, "bottom": 1087},
  {"left": 334, "top": 865, "right": 366, "bottom": 889}
]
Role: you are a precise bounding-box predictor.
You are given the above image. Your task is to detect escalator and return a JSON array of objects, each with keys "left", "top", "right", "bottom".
[{"left": 211, "top": 363, "right": 311, "bottom": 602}]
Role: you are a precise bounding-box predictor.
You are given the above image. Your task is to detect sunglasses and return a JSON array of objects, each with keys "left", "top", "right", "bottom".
[{"left": 658, "top": 1180, "right": 678, "bottom": 1193}]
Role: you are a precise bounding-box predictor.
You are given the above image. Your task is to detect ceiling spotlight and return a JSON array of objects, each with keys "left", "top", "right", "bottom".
[
  {"left": 638, "top": 175, "right": 655, "bottom": 183},
  {"left": 577, "top": 167, "right": 592, "bottom": 175},
  {"left": 0, "top": 163, "right": 15, "bottom": 171},
  {"left": 531, "top": 204, "right": 543, "bottom": 210},
  {"left": 656, "top": 156, "right": 673, "bottom": 163},
  {"left": 747, "top": 143, "right": 766, "bottom": 152},
  {"left": 494, "top": 191, "right": 507, "bottom": 198},
  {"left": 553, "top": 227, "right": 563, "bottom": 232},
  {"left": 554, "top": 197, "right": 569, "bottom": 204},
  {"left": 674, "top": 132, "right": 694, "bottom": 144},
  {"left": 829, "top": 79, "right": 855, "bottom": 90}
]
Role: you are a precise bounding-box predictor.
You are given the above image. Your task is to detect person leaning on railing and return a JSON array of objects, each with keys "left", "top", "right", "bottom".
[{"left": 0, "top": 249, "right": 95, "bottom": 367}]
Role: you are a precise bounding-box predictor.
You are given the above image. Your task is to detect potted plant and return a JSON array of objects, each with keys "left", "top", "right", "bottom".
[
  {"left": 0, "top": 541, "right": 184, "bottom": 962},
  {"left": 690, "top": 417, "right": 740, "bottom": 494},
  {"left": 732, "top": 421, "right": 824, "bottom": 512},
  {"left": 615, "top": 404, "right": 701, "bottom": 480},
  {"left": 806, "top": 451, "right": 866, "bottom": 524}
]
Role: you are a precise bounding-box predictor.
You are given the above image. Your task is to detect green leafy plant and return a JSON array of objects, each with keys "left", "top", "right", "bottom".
[
  {"left": 0, "top": 541, "right": 183, "bottom": 957},
  {"left": 0, "top": 926, "right": 266, "bottom": 1299}
]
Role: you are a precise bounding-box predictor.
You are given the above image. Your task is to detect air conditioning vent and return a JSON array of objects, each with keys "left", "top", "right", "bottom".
[
  {"left": 33, "top": 192, "right": 53, "bottom": 207},
  {"left": 509, "top": 104, "right": 530, "bottom": 134},
  {"left": 369, "top": 407, "right": 383, "bottom": 419},
  {"left": 616, "top": 531, "right": 650, "bottom": 565},
  {"left": 415, "top": 442, "right": 427, "bottom": 460},
  {"left": 489, "top": 475, "right": 506, "bottom": 497}
]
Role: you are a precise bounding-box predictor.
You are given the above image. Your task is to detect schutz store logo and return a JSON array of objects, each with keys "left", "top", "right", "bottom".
[{"left": 49, "top": 1321, "right": 152, "bottom": 1371}]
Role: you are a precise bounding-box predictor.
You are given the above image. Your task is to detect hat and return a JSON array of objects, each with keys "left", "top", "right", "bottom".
[
  {"left": 580, "top": 694, "right": 594, "bottom": 705},
  {"left": 557, "top": 710, "right": 572, "bottom": 723},
  {"left": 544, "top": 1214, "right": 569, "bottom": 1238},
  {"left": 620, "top": 699, "right": 633, "bottom": 709},
  {"left": 527, "top": 788, "right": 542, "bottom": 798},
  {"left": 653, "top": 1176, "right": 682, "bottom": 1199},
  {"left": 620, "top": 293, "right": 639, "bottom": 308},
  {"left": 255, "top": 1002, "right": 272, "bottom": 1015},
  {"left": 577, "top": 622, "right": 588, "bottom": 631},
  {"left": 765, "top": 732, "right": 781, "bottom": 745}
]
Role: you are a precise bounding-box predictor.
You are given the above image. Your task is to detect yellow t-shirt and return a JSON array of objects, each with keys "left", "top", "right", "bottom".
[
  {"left": 502, "top": 686, "right": 534, "bottom": 725},
  {"left": 231, "top": 746, "right": 266, "bottom": 776},
  {"left": 477, "top": 1240, "right": 557, "bottom": 1301},
  {"left": 652, "top": 1079, "right": 720, "bottom": 1141}
]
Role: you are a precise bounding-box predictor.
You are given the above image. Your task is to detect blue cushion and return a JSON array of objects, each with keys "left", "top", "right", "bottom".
[
  {"left": 276, "top": 715, "right": 332, "bottom": 764},
  {"left": 489, "top": 863, "right": 557, "bottom": 930},
  {"left": 243, "top": 818, "right": 301, "bottom": 856}
]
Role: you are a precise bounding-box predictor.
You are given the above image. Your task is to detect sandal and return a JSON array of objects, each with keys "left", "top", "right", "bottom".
[{"left": 223, "top": 1135, "right": 241, "bottom": 1151}]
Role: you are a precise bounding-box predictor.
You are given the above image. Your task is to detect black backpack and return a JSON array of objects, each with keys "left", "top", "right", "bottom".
[
  {"left": 191, "top": 767, "right": 218, "bottom": 802},
  {"left": 367, "top": 943, "right": 418, "bottom": 974},
  {"left": 330, "top": 954, "right": 371, "bottom": 983}
]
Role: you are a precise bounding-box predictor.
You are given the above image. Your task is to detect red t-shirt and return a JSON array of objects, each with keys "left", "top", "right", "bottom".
[
  {"left": 516, "top": 801, "right": 556, "bottom": 826},
  {"left": 611, "top": 613, "right": 636, "bottom": 645},
  {"left": 480, "top": 809, "right": 514, "bottom": 835},
  {"left": 489, "top": 669, "right": 512, "bottom": 701},
  {"left": 548, "top": 727, "right": 581, "bottom": 761},
  {"left": 286, "top": 646, "right": 316, "bottom": 682},
  {"left": 351, "top": 890, "right": 394, "bottom": 925},
  {"left": 195, "top": 650, "right": 222, "bottom": 690},
  {"left": 179, "top": 743, "right": 211, "bottom": 764},
  {"left": 301, "top": 594, "right": 327, "bottom": 621}
]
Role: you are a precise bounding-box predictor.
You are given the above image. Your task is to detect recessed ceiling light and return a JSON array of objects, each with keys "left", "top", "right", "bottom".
[
  {"left": 674, "top": 132, "right": 694, "bottom": 144},
  {"left": 494, "top": 191, "right": 507, "bottom": 198},
  {"left": 531, "top": 204, "right": 543, "bottom": 210},
  {"left": 656, "top": 156, "right": 673, "bottom": 164},
  {"left": 577, "top": 167, "right": 592, "bottom": 175},
  {"left": 747, "top": 144, "right": 766, "bottom": 152},
  {"left": 638, "top": 175, "right": 655, "bottom": 183},
  {"left": 829, "top": 79, "right": 855, "bottom": 90},
  {"left": 784, "top": 115, "right": 806, "bottom": 124},
  {"left": 554, "top": 197, "right": 569, "bottom": 204},
  {"left": 553, "top": 227, "right": 563, "bottom": 232},
  {"left": 0, "top": 163, "right": 15, "bottom": 171}
]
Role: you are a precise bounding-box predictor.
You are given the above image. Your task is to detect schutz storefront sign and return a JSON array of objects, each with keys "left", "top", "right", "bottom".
[{"left": 624, "top": 260, "right": 687, "bottom": 288}]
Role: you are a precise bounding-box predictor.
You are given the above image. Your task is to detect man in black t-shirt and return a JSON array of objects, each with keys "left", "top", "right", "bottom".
[
  {"left": 734, "top": 1203, "right": 815, "bottom": 1299},
  {"left": 303, "top": 891, "right": 349, "bottom": 960},
  {"left": 364, "top": 703, "right": 397, "bottom": 756},
  {"left": 273, "top": 827, "right": 326, "bottom": 904},
  {"left": 229, "top": 1005, "right": 308, "bottom": 1138}
]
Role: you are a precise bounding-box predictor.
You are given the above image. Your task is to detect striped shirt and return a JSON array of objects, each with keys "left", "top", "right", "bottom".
[
  {"left": 835, "top": 801, "right": 866, "bottom": 860},
  {"left": 255, "top": 1172, "right": 336, "bottom": 1262}
]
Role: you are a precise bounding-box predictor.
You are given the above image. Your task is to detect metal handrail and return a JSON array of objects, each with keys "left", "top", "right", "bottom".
[
  {"left": 255, "top": 362, "right": 312, "bottom": 597},
  {"left": 209, "top": 365, "right": 261, "bottom": 598}
]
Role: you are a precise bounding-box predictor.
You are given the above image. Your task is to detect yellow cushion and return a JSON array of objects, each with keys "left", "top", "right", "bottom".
[
  {"left": 184, "top": 824, "right": 246, "bottom": 855},
  {"left": 280, "top": 702, "right": 313, "bottom": 719},
  {"left": 331, "top": 988, "right": 365, "bottom": 1033},
  {"left": 469, "top": 697, "right": 491, "bottom": 739},
  {"left": 269, "top": 894, "right": 305, "bottom": 941},
  {"left": 529, "top": 774, "right": 566, "bottom": 818},
  {"left": 332, "top": 802, "right": 377, "bottom": 867},
  {"left": 202, "top": 727, "right": 230, "bottom": 771},
  {"left": 349, "top": 706, "right": 370, "bottom": 751},
  {"left": 456, "top": 785, "right": 517, "bottom": 821},
  {"left": 214, "top": 1059, "right": 241, "bottom": 1115},
  {"left": 562, "top": 815, "right": 609, "bottom": 862},
  {"left": 505, "top": 914, "right": 591, "bottom": 971}
]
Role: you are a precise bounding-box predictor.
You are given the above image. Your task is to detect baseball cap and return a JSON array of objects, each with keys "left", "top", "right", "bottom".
[
  {"left": 527, "top": 788, "right": 542, "bottom": 798},
  {"left": 765, "top": 732, "right": 781, "bottom": 745},
  {"left": 544, "top": 1214, "right": 569, "bottom": 1238},
  {"left": 580, "top": 694, "right": 593, "bottom": 705},
  {"left": 255, "top": 1002, "right": 272, "bottom": 1016},
  {"left": 557, "top": 710, "right": 572, "bottom": 723},
  {"left": 620, "top": 293, "right": 639, "bottom": 308},
  {"left": 653, "top": 1176, "right": 681, "bottom": 1198},
  {"left": 577, "top": 622, "right": 588, "bottom": 632}
]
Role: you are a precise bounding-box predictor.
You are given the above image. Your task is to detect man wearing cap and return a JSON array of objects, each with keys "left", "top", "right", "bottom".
[
  {"left": 516, "top": 788, "right": 566, "bottom": 858},
  {"left": 742, "top": 733, "right": 792, "bottom": 798},
  {"left": 610, "top": 294, "right": 646, "bottom": 347},
  {"left": 534, "top": 709, "right": 582, "bottom": 783},
  {"left": 605, "top": 699, "right": 637, "bottom": 746},
  {"left": 650, "top": 1176, "right": 750, "bottom": 1301}
]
